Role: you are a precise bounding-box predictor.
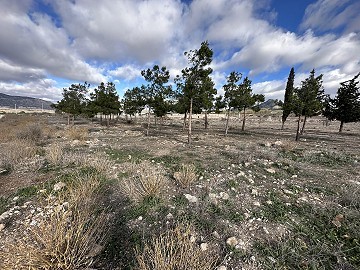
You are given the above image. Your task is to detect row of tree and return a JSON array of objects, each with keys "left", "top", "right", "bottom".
[
  {"left": 281, "top": 68, "right": 360, "bottom": 140},
  {"left": 53, "top": 41, "right": 360, "bottom": 143}
]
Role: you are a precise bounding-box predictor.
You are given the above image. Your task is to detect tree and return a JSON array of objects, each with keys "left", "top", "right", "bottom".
[
  {"left": 175, "top": 41, "right": 213, "bottom": 145},
  {"left": 122, "top": 86, "right": 146, "bottom": 121},
  {"left": 223, "top": 71, "right": 242, "bottom": 135},
  {"left": 141, "top": 65, "right": 172, "bottom": 136},
  {"left": 295, "top": 69, "right": 325, "bottom": 135},
  {"left": 53, "top": 82, "right": 89, "bottom": 125},
  {"left": 200, "top": 76, "right": 217, "bottom": 129},
  {"left": 323, "top": 73, "right": 360, "bottom": 132},
  {"left": 281, "top": 67, "right": 295, "bottom": 129},
  {"left": 228, "top": 76, "right": 264, "bottom": 132},
  {"left": 214, "top": 95, "right": 226, "bottom": 114},
  {"left": 89, "top": 82, "right": 121, "bottom": 126}
]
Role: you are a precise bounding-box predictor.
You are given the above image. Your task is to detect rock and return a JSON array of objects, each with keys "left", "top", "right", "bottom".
[
  {"left": 266, "top": 168, "right": 276, "bottom": 174},
  {"left": 200, "top": 243, "right": 208, "bottom": 251},
  {"left": 264, "top": 142, "right": 272, "bottom": 147},
  {"left": 13, "top": 196, "right": 19, "bottom": 201},
  {"left": 138, "top": 216, "right": 143, "bottom": 221},
  {"left": 253, "top": 201, "right": 261, "bottom": 206},
  {"left": 212, "top": 231, "right": 221, "bottom": 239},
  {"left": 166, "top": 213, "right": 173, "bottom": 219},
  {"left": 53, "top": 182, "right": 66, "bottom": 191},
  {"left": 220, "top": 192, "right": 229, "bottom": 200},
  {"left": 184, "top": 194, "right": 198, "bottom": 203},
  {"left": 237, "top": 171, "right": 245, "bottom": 177},
  {"left": 226, "top": 236, "right": 238, "bottom": 247},
  {"left": 283, "top": 189, "right": 294, "bottom": 195},
  {"left": 251, "top": 189, "right": 258, "bottom": 196},
  {"left": 190, "top": 235, "right": 196, "bottom": 242},
  {"left": 274, "top": 140, "right": 283, "bottom": 146},
  {"left": 0, "top": 223, "right": 5, "bottom": 231},
  {"left": 291, "top": 174, "right": 298, "bottom": 178},
  {"left": 217, "top": 266, "right": 227, "bottom": 270},
  {"left": 0, "top": 211, "right": 9, "bottom": 221},
  {"left": 209, "top": 193, "right": 218, "bottom": 204}
]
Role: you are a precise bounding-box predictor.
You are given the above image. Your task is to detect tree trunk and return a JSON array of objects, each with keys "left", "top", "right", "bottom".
[
  {"left": 225, "top": 109, "right": 230, "bottom": 136},
  {"left": 72, "top": 115, "right": 75, "bottom": 126},
  {"left": 106, "top": 115, "right": 110, "bottom": 127},
  {"left": 188, "top": 98, "right": 193, "bottom": 145},
  {"left": 67, "top": 114, "right": 70, "bottom": 125},
  {"left": 295, "top": 115, "right": 301, "bottom": 141},
  {"left": 281, "top": 120, "right": 285, "bottom": 130},
  {"left": 146, "top": 111, "right": 150, "bottom": 136},
  {"left": 182, "top": 112, "right": 187, "bottom": 131},
  {"left": 300, "top": 116, "right": 307, "bottom": 135},
  {"left": 241, "top": 107, "right": 246, "bottom": 131},
  {"left": 100, "top": 114, "right": 103, "bottom": 125},
  {"left": 339, "top": 121, "right": 344, "bottom": 132},
  {"left": 154, "top": 116, "right": 157, "bottom": 126},
  {"left": 204, "top": 111, "right": 208, "bottom": 129}
]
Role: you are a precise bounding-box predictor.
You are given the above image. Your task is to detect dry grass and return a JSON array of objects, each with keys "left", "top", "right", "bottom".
[
  {"left": 16, "top": 123, "right": 43, "bottom": 142},
  {"left": 135, "top": 223, "right": 218, "bottom": 270},
  {"left": 0, "top": 170, "right": 108, "bottom": 270},
  {"left": 120, "top": 160, "right": 166, "bottom": 201},
  {"left": 0, "top": 139, "right": 38, "bottom": 168},
  {"left": 173, "top": 164, "right": 198, "bottom": 188},
  {"left": 46, "top": 143, "right": 64, "bottom": 165},
  {"left": 65, "top": 126, "right": 88, "bottom": 141}
]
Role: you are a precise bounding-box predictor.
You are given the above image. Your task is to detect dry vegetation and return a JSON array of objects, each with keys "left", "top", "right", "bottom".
[{"left": 0, "top": 111, "right": 359, "bottom": 270}]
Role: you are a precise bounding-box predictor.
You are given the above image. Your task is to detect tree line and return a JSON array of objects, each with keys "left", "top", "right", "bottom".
[{"left": 53, "top": 41, "right": 360, "bottom": 143}]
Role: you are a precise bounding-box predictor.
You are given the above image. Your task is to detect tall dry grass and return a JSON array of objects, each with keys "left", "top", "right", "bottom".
[
  {"left": 173, "top": 164, "right": 198, "bottom": 188},
  {"left": 135, "top": 223, "right": 218, "bottom": 270},
  {"left": 120, "top": 160, "right": 166, "bottom": 202},
  {"left": 64, "top": 126, "right": 88, "bottom": 141},
  {"left": 0, "top": 170, "right": 109, "bottom": 270}
]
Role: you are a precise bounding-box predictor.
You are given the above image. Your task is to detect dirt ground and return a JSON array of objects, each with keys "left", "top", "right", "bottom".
[{"left": 0, "top": 112, "right": 359, "bottom": 269}]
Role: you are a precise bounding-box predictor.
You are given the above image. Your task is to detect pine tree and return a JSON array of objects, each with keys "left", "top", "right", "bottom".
[
  {"left": 324, "top": 73, "right": 360, "bottom": 132},
  {"left": 53, "top": 82, "right": 89, "bottom": 125},
  {"left": 281, "top": 67, "right": 295, "bottom": 129}
]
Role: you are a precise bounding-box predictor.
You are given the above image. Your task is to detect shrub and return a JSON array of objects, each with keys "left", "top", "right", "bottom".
[
  {"left": 65, "top": 126, "right": 88, "bottom": 141},
  {"left": 119, "top": 160, "right": 166, "bottom": 202},
  {"left": 0, "top": 171, "right": 108, "bottom": 270},
  {"left": 173, "top": 164, "right": 198, "bottom": 188},
  {"left": 0, "top": 139, "right": 38, "bottom": 169},
  {"left": 135, "top": 223, "right": 218, "bottom": 270},
  {"left": 46, "top": 143, "right": 63, "bottom": 165},
  {"left": 16, "top": 123, "right": 42, "bottom": 142}
]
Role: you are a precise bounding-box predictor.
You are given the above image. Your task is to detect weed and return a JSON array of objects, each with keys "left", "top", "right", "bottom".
[
  {"left": 135, "top": 223, "right": 218, "bottom": 270},
  {"left": 152, "top": 155, "right": 181, "bottom": 168},
  {"left": 173, "top": 163, "right": 198, "bottom": 188},
  {"left": 16, "top": 123, "right": 43, "bottom": 142},
  {"left": 45, "top": 143, "right": 63, "bottom": 165},
  {"left": 305, "top": 150, "right": 354, "bottom": 167},
  {"left": 65, "top": 126, "right": 88, "bottom": 141},
  {"left": 107, "top": 148, "right": 151, "bottom": 163}
]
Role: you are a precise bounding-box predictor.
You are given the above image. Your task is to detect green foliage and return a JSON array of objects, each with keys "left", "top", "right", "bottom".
[
  {"left": 323, "top": 73, "right": 360, "bottom": 132},
  {"left": 53, "top": 82, "right": 90, "bottom": 121},
  {"left": 214, "top": 95, "right": 226, "bottom": 113},
  {"left": 122, "top": 86, "right": 146, "bottom": 116},
  {"left": 282, "top": 67, "right": 295, "bottom": 126}
]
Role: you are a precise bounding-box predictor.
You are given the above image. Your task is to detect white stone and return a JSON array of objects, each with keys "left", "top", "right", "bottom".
[
  {"left": 291, "top": 174, "right": 298, "bottom": 178},
  {"left": 184, "top": 194, "right": 198, "bottom": 203},
  {"left": 226, "top": 236, "right": 238, "bottom": 247},
  {"left": 0, "top": 223, "right": 5, "bottom": 231},
  {"left": 200, "top": 243, "right": 208, "bottom": 251},
  {"left": 237, "top": 171, "right": 245, "bottom": 177},
  {"left": 266, "top": 168, "right": 276, "bottom": 174},
  {"left": 13, "top": 196, "right": 19, "bottom": 201},
  {"left": 53, "top": 182, "right": 66, "bottom": 191},
  {"left": 253, "top": 201, "right": 261, "bottom": 206},
  {"left": 166, "top": 213, "right": 173, "bottom": 219},
  {"left": 251, "top": 189, "right": 258, "bottom": 196},
  {"left": 138, "top": 216, "right": 143, "bottom": 221},
  {"left": 217, "top": 266, "right": 227, "bottom": 270},
  {"left": 212, "top": 231, "right": 221, "bottom": 239},
  {"left": 274, "top": 141, "right": 283, "bottom": 146},
  {"left": 220, "top": 192, "right": 229, "bottom": 200}
]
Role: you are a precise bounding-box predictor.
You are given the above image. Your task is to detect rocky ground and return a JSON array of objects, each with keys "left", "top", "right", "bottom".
[{"left": 0, "top": 112, "right": 359, "bottom": 269}]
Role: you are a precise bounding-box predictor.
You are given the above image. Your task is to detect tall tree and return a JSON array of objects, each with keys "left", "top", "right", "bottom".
[
  {"left": 223, "top": 71, "right": 242, "bottom": 135},
  {"left": 175, "top": 41, "right": 213, "bottom": 145},
  {"left": 122, "top": 86, "right": 146, "bottom": 121},
  {"left": 323, "top": 73, "right": 360, "bottom": 132},
  {"left": 89, "top": 82, "right": 121, "bottom": 126},
  {"left": 200, "top": 76, "right": 217, "bottom": 129},
  {"left": 295, "top": 69, "right": 325, "bottom": 134},
  {"left": 53, "top": 82, "right": 89, "bottom": 125},
  {"left": 214, "top": 95, "right": 226, "bottom": 114},
  {"left": 281, "top": 67, "right": 295, "bottom": 129},
  {"left": 141, "top": 65, "right": 172, "bottom": 136}
]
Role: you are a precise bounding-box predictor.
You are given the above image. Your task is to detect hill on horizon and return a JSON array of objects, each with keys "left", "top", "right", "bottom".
[{"left": 0, "top": 93, "right": 53, "bottom": 110}]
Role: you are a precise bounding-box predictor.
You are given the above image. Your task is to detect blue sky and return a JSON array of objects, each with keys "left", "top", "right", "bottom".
[{"left": 0, "top": 0, "right": 359, "bottom": 102}]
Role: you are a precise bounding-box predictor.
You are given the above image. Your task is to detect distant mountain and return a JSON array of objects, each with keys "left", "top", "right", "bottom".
[
  {"left": 259, "top": 99, "right": 282, "bottom": 110},
  {"left": 0, "top": 93, "right": 53, "bottom": 110}
]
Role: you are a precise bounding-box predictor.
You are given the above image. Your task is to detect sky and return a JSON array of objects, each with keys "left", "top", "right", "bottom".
[{"left": 0, "top": 0, "right": 359, "bottom": 102}]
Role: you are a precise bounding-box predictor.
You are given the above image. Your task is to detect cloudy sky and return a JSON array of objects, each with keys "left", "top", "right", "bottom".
[{"left": 0, "top": 0, "right": 359, "bottom": 102}]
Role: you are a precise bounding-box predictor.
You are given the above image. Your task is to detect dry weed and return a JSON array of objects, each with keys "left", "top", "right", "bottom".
[
  {"left": 120, "top": 160, "right": 166, "bottom": 201},
  {"left": 135, "top": 223, "right": 218, "bottom": 270},
  {"left": 46, "top": 143, "right": 64, "bottom": 165},
  {"left": 173, "top": 164, "right": 198, "bottom": 188},
  {"left": 0, "top": 139, "right": 38, "bottom": 168},
  {"left": 0, "top": 171, "right": 108, "bottom": 270},
  {"left": 65, "top": 126, "right": 88, "bottom": 141},
  {"left": 16, "top": 123, "right": 43, "bottom": 142}
]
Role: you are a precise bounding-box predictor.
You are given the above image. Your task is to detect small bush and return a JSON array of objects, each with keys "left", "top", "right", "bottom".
[
  {"left": 135, "top": 223, "right": 218, "bottom": 270},
  {"left": 0, "top": 139, "right": 38, "bottom": 169},
  {"left": 173, "top": 164, "right": 198, "bottom": 188},
  {"left": 0, "top": 170, "right": 108, "bottom": 270},
  {"left": 120, "top": 160, "right": 166, "bottom": 202},
  {"left": 46, "top": 143, "right": 63, "bottom": 165},
  {"left": 65, "top": 126, "right": 88, "bottom": 141},
  {"left": 16, "top": 123, "right": 42, "bottom": 142}
]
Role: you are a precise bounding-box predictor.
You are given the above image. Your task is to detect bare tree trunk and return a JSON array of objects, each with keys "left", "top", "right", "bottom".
[
  {"left": 296, "top": 115, "right": 301, "bottom": 141},
  {"left": 241, "top": 107, "right": 246, "bottom": 131},
  {"left": 100, "top": 114, "right": 103, "bottom": 125},
  {"left": 146, "top": 111, "right": 150, "bottom": 136},
  {"left": 225, "top": 109, "right": 230, "bottom": 136},
  {"left": 204, "top": 111, "right": 208, "bottom": 129},
  {"left": 300, "top": 116, "right": 307, "bottom": 135},
  {"left": 72, "top": 115, "right": 75, "bottom": 126},
  {"left": 182, "top": 112, "right": 187, "bottom": 131},
  {"left": 281, "top": 120, "right": 285, "bottom": 130},
  {"left": 339, "top": 121, "right": 344, "bottom": 132},
  {"left": 67, "top": 114, "right": 70, "bottom": 125},
  {"left": 106, "top": 115, "right": 110, "bottom": 127},
  {"left": 154, "top": 116, "right": 157, "bottom": 126},
  {"left": 188, "top": 98, "right": 193, "bottom": 145}
]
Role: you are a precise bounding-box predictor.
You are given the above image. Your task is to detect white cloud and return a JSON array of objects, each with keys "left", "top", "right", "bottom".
[
  {"left": 301, "top": 0, "right": 360, "bottom": 33},
  {"left": 108, "top": 65, "right": 142, "bottom": 81}
]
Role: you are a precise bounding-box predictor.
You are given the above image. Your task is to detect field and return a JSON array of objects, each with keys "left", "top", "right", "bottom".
[{"left": 0, "top": 111, "right": 359, "bottom": 270}]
